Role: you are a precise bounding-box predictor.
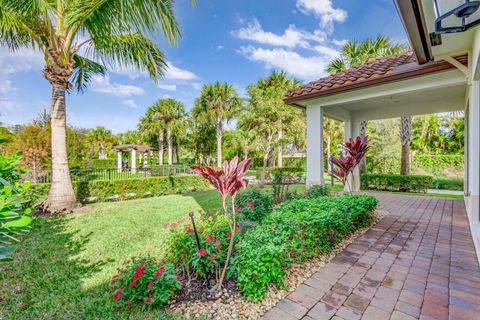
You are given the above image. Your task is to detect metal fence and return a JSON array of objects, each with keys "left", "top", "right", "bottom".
[{"left": 23, "top": 165, "right": 194, "bottom": 184}]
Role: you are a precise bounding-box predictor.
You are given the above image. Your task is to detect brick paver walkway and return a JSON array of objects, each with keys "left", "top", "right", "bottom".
[{"left": 263, "top": 194, "right": 480, "bottom": 320}]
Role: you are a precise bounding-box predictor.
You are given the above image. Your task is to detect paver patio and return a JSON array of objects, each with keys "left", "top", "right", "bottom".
[{"left": 263, "top": 193, "right": 480, "bottom": 320}]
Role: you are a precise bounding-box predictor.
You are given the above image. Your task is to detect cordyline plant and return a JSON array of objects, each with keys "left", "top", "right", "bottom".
[
  {"left": 191, "top": 156, "right": 252, "bottom": 291},
  {"left": 330, "top": 136, "right": 369, "bottom": 193}
]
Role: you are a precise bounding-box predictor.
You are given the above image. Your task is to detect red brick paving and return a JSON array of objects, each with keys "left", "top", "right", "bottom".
[{"left": 262, "top": 194, "right": 480, "bottom": 320}]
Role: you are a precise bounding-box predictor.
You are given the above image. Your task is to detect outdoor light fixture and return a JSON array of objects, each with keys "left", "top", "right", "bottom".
[{"left": 433, "top": 0, "right": 480, "bottom": 33}]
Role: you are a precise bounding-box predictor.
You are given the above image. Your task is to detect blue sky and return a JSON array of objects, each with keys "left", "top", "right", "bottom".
[{"left": 0, "top": 0, "right": 407, "bottom": 133}]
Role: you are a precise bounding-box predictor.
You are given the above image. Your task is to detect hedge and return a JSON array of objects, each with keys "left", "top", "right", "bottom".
[
  {"left": 432, "top": 177, "right": 464, "bottom": 191},
  {"left": 412, "top": 154, "right": 464, "bottom": 176},
  {"left": 232, "top": 195, "right": 378, "bottom": 301},
  {"left": 28, "top": 176, "right": 210, "bottom": 204},
  {"left": 84, "top": 158, "right": 116, "bottom": 169},
  {"left": 361, "top": 174, "right": 432, "bottom": 192},
  {"left": 254, "top": 167, "right": 305, "bottom": 181}
]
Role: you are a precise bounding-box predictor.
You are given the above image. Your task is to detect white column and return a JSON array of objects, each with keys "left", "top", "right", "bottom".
[
  {"left": 344, "top": 119, "right": 361, "bottom": 192},
  {"left": 306, "top": 104, "right": 324, "bottom": 186},
  {"left": 131, "top": 149, "right": 137, "bottom": 173},
  {"left": 466, "top": 79, "right": 480, "bottom": 262},
  {"left": 117, "top": 151, "right": 122, "bottom": 173}
]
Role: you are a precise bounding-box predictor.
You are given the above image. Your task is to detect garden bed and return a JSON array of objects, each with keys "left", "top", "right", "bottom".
[{"left": 168, "top": 209, "right": 386, "bottom": 319}]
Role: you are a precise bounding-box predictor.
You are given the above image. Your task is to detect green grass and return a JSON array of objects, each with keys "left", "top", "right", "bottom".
[{"left": 0, "top": 191, "right": 222, "bottom": 320}]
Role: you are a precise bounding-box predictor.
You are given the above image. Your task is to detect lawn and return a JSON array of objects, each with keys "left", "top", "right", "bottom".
[{"left": 0, "top": 190, "right": 221, "bottom": 320}]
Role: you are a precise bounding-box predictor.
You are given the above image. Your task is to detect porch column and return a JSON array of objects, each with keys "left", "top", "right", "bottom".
[
  {"left": 344, "top": 119, "right": 361, "bottom": 192},
  {"left": 131, "top": 149, "right": 137, "bottom": 173},
  {"left": 306, "top": 104, "right": 324, "bottom": 185},
  {"left": 466, "top": 79, "right": 480, "bottom": 261},
  {"left": 117, "top": 151, "right": 122, "bottom": 173}
]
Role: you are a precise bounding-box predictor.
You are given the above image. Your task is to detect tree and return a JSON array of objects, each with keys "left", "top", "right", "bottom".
[
  {"left": 195, "top": 82, "right": 242, "bottom": 167},
  {"left": 253, "top": 71, "right": 301, "bottom": 167},
  {"left": 139, "top": 108, "right": 166, "bottom": 165},
  {"left": 151, "top": 99, "right": 185, "bottom": 165},
  {"left": 326, "top": 36, "right": 407, "bottom": 173},
  {"left": 400, "top": 116, "right": 412, "bottom": 175},
  {"left": 9, "top": 124, "right": 50, "bottom": 182},
  {"left": 85, "top": 126, "right": 116, "bottom": 159},
  {"left": 0, "top": 0, "right": 188, "bottom": 212}
]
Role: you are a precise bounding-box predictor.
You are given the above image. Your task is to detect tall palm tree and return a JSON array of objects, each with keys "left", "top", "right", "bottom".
[
  {"left": 139, "top": 108, "right": 166, "bottom": 165},
  {"left": 326, "top": 36, "right": 408, "bottom": 174},
  {"left": 151, "top": 99, "right": 185, "bottom": 165},
  {"left": 195, "top": 82, "right": 242, "bottom": 167},
  {"left": 0, "top": 0, "right": 190, "bottom": 212},
  {"left": 85, "top": 126, "right": 115, "bottom": 159}
]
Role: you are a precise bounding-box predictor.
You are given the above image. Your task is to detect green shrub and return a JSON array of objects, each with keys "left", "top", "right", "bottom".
[
  {"left": 255, "top": 167, "right": 305, "bottom": 181},
  {"left": 361, "top": 174, "right": 432, "bottom": 192},
  {"left": 432, "top": 177, "right": 464, "bottom": 191},
  {"left": 85, "top": 158, "right": 116, "bottom": 169},
  {"left": 232, "top": 195, "right": 378, "bottom": 301},
  {"left": 31, "top": 176, "right": 210, "bottom": 203},
  {"left": 111, "top": 258, "right": 181, "bottom": 310},
  {"left": 412, "top": 155, "right": 463, "bottom": 176},
  {"left": 235, "top": 188, "right": 274, "bottom": 222},
  {"left": 305, "top": 185, "right": 331, "bottom": 198}
]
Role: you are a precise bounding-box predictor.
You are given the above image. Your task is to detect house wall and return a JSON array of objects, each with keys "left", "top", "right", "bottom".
[{"left": 465, "top": 35, "right": 480, "bottom": 259}]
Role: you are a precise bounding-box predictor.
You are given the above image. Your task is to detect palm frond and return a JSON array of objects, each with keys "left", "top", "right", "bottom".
[
  {"left": 71, "top": 55, "right": 107, "bottom": 93},
  {"left": 326, "top": 58, "right": 346, "bottom": 74},
  {"left": 87, "top": 33, "right": 167, "bottom": 82}
]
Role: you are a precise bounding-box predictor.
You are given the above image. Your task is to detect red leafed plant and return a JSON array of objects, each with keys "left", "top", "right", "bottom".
[
  {"left": 191, "top": 156, "right": 252, "bottom": 291},
  {"left": 330, "top": 136, "right": 369, "bottom": 193}
]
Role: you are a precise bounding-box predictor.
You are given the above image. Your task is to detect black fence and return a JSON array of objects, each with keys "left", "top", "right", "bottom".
[{"left": 24, "top": 165, "right": 194, "bottom": 184}]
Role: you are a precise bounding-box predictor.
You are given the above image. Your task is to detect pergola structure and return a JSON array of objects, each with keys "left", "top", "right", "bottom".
[{"left": 113, "top": 144, "right": 156, "bottom": 173}]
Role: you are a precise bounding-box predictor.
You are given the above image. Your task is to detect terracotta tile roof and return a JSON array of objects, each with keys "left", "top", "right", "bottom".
[{"left": 285, "top": 52, "right": 467, "bottom": 104}]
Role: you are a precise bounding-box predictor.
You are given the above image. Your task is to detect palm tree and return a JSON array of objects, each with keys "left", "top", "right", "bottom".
[
  {"left": 326, "top": 36, "right": 408, "bottom": 174},
  {"left": 151, "top": 99, "right": 185, "bottom": 165},
  {"left": 195, "top": 82, "right": 242, "bottom": 167},
  {"left": 85, "top": 126, "right": 115, "bottom": 159},
  {"left": 0, "top": 0, "right": 190, "bottom": 212},
  {"left": 139, "top": 108, "right": 166, "bottom": 165},
  {"left": 400, "top": 116, "right": 412, "bottom": 175}
]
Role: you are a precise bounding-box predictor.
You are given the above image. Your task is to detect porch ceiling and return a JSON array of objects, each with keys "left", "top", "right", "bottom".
[{"left": 304, "top": 69, "right": 467, "bottom": 122}]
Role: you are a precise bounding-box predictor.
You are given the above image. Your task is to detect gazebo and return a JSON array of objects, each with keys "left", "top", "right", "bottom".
[{"left": 113, "top": 144, "right": 156, "bottom": 173}]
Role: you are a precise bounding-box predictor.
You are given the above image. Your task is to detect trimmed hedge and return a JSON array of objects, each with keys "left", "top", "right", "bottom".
[
  {"left": 255, "top": 167, "right": 305, "bottom": 181},
  {"left": 361, "top": 174, "right": 432, "bottom": 192},
  {"left": 432, "top": 177, "right": 464, "bottom": 191},
  {"left": 84, "top": 158, "right": 116, "bottom": 169},
  {"left": 29, "top": 176, "right": 210, "bottom": 204},
  {"left": 412, "top": 154, "right": 463, "bottom": 176},
  {"left": 232, "top": 195, "right": 378, "bottom": 301}
]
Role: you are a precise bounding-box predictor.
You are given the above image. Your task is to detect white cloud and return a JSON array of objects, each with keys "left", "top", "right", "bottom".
[
  {"left": 158, "top": 83, "right": 177, "bottom": 91},
  {"left": 232, "top": 19, "right": 325, "bottom": 49},
  {"left": 296, "top": 0, "right": 347, "bottom": 32},
  {"left": 122, "top": 99, "right": 138, "bottom": 109},
  {"left": 239, "top": 46, "right": 330, "bottom": 80},
  {"left": 91, "top": 76, "right": 144, "bottom": 97},
  {"left": 164, "top": 64, "right": 198, "bottom": 81}
]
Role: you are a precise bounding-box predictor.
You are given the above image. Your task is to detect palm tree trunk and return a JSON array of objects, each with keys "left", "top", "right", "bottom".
[
  {"left": 400, "top": 116, "right": 412, "bottom": 175},
  {"left": 42, "top": 83, "right": 78, "bottom": 212},
  {"left": 167, "top": 129, "right": 173, "bottom": 165},
  {"left": 158, "top": 132, "right": 164, "bottom": 165},
  {"left": 216, "top": 119, "right": 223, "bottom": 167},
  {"left": 359, "top": 121, "right": 367, "bottom": 174}
]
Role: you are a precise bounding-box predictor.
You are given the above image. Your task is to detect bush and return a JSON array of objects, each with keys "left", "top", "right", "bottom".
[
  {"left": 232, "top": 195, "right": 378, "bottom": 301},
  {"left": 235, "top": 188, "right": 274, "bottom": 222},
  {"left": 85, "top": 158, "right": 116, "bottom": 169},
  {"left": 31, "top": 176, "right": 210, "bottom": 203},
  {"left": 255, "top": 167, "right": 305, "bottom": 181},
  {"left": 412, "top": 154, "right": 463, "bottom": 176},
  {"left": 432, "top": 177, "right": 464, "bottom": 191},
  {"left": 361, "top": 174, "right": 432, "bottom": 192},
  {"left": 111, "top": 258, "right": 181, "bottom": 310},
  {"left": 305, "top": 185, "right": 331, "bottom": 198}
]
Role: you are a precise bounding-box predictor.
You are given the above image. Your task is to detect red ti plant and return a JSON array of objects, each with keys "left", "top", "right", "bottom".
[
  {"left": 330, "top": 136, "right": 369, "bottom": 193},
  {"left": 191, "top": 157, "right": 252, "bottom": 291}
]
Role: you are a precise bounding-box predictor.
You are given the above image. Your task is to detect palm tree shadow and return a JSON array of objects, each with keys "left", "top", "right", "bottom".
[{"left": 0, "top": 215, "right": 113, "bottom": 318}]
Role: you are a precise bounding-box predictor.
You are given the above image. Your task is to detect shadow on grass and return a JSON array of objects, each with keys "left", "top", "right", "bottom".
[
  {"left": 182, "top": 189, "right": 223, "bottom": 213},
  {"left": 0, "top": 216, "right": 112, "bottom": 319}
]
